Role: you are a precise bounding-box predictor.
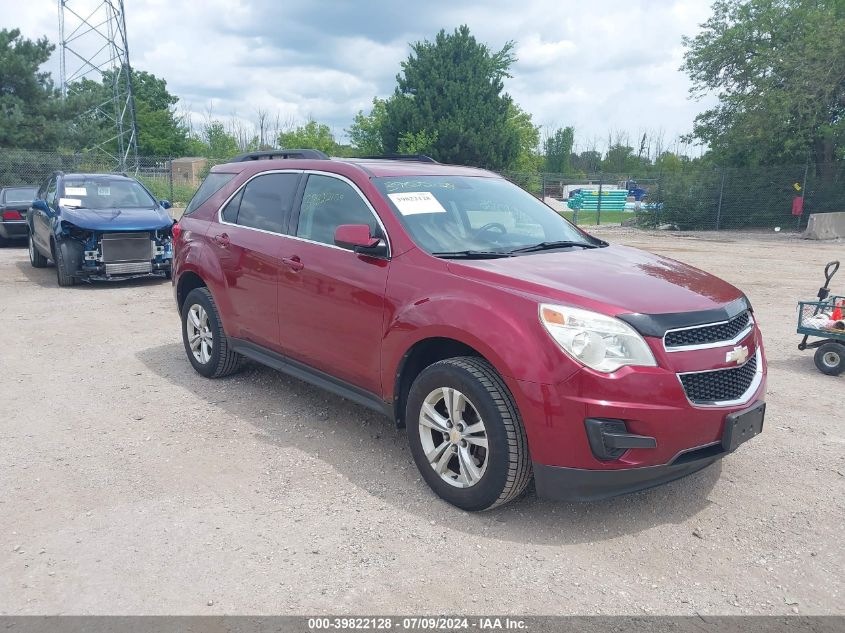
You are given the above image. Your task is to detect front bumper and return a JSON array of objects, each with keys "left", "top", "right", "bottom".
[
  {"left": 78, "top": 260, "right": 171, "bottom": 282},
  {"left": 533, "top": 445, "right": 723, "bottom": 501},
  {"left": 0, "top": 220, "right": 28, "bottom": 239}
]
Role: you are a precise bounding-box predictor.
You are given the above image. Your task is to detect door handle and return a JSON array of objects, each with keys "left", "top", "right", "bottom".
[
  {"left": 213, "top": 233, "right": 230, "bottom": 248},
  {"left": 281, "top": 255, "right": 304, "bottom": 272}
]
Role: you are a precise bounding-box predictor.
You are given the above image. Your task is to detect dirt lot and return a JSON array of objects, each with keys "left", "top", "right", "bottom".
[{"left": 0, "top": 228, "right": 842, "bottom": 615}]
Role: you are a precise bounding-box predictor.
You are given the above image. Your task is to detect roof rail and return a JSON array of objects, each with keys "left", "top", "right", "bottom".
[
  {"left": 231, "top": 149, "right": 329, "bottom": 162},
  {"left": 357, "top": 154, "right": 438, "bottom": 163}
]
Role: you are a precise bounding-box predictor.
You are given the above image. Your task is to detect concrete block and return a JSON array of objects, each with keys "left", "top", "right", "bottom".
[{"left": 803, "top": 212, "right": 845, "bottom": 240}]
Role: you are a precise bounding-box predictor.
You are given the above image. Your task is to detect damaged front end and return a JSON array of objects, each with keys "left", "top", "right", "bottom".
[{"left": 60, "top": 221, "right": 173, "bottom": 282}]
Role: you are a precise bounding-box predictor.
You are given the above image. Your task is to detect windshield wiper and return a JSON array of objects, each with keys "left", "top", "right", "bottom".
[
  {"left": 431, "top": 250, "right": 515, "bottom": 259},
  {"left": 507, "top": 240, "right": 602, "bottom": 254}
]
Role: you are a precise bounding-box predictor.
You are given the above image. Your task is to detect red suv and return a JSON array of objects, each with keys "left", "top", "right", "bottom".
[{"left": 172, "top": 150, "right": 766, "bottom": 511}]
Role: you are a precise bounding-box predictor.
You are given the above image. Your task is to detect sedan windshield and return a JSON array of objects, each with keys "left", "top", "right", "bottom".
[
  {"left": 373, "top": 176, "right": 599, "bottom": 256},
  {"left": 61, "top": 179, "right": 156, "bottom": 209},
  {"left": 3, "top": 187, "right": 37, "bottom": 204}
]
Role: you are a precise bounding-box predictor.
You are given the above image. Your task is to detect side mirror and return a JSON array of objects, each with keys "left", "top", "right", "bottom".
[
  {"left": 334, "top": 224, "right": 388, "bottom": 258},
  {"left": 32, "top": 200, "right": 49, "bottom": 213},
  {"left": 160, "top": 199, "right": 172, "bottom": 210},
  {"left": 334, "top": 224, "right": 379, "bottom": 249}
]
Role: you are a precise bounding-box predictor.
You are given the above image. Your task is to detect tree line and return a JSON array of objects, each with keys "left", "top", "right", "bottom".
[{"left": 2, "top": 0, "right": 844, "bottom": 177}]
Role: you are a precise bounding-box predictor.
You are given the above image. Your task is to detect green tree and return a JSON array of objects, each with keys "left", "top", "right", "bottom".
[
  {"left": 397, "top": 129, "right": 438, "bottom": 154},
  {"left": 653, "top": 151, "right": 688, "bottom": 174},
  {"left": 131, "top": 71, "right": 189, "bottom": 156},
  {"left": 278, "top": 119, "right": 339, "bottom": 154},
  {"left": 571, "top": 150, "right": 602, "bottom": 174},
  {"left": 0, "top": 28, "right": 63, "bottom": 150},
  {"left": 347, "top": 98, "right": 387, "bottom": 155},
  {"left": 508, "top": 103, "right": 541, "bottom": 172},
  {"left": 683, "top": 0, "right": 845, "bottom": 166},
  {"left": 63, "top": 69, "right": 189, "bottom": 156},
  {"left": 602, "top": 143, "right": 653, "bottom": 174},
  {"left": 382, "top": 25, "right": 521, "bottom": 169},
  {"left": 544, "top": 127, "right": 574, "bottom": 173},
  {"left": 201, "top": 120, "right": 240, "bottom": 159}
]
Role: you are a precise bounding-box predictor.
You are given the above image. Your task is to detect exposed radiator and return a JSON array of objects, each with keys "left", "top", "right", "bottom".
[
  {"left": 105, "top": 261, "right": 153, "bottom": 275},
  {"left": 101, "top": 233, "right": 153, "bottom": 263}
]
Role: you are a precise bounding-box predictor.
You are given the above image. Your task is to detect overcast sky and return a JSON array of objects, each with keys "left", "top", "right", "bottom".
[{"left": 4, "top": 0, "right": 716, "bottom": 152}]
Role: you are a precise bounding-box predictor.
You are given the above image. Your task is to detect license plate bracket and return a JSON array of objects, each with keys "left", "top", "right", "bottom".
[{"left": 722, "top": 401, "right": 765, "bottom": 452}]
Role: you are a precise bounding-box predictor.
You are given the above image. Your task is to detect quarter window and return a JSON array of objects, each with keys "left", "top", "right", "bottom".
[
  {"left": 221, "top": 189, "right": 243, "bottom": 224},
  {"left": 184, "top": 172, "right": 236, "bottom": 216},
  {"left": 296, "top": 175, "right": 379, "bottom": 248},
  {"left": 235, "top": 173, "right": 299, "bottom": 233}
]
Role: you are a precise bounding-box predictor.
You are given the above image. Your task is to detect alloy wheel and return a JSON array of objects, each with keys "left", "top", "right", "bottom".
[
  {"left": 186, "top": 303, "right": 213, "bottom": 364},
  {"left": 418, "top": 387, "right": 488, "bottom": 488}
]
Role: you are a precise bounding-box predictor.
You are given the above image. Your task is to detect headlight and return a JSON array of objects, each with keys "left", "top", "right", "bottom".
[{"left": 539, "top": 304, "right": 657, "bottom": 373}]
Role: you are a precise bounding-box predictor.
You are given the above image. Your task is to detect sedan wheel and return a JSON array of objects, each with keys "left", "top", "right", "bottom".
[
  {"left": 186, "top": 303, "right": 213, "bottom": 364},
  {"left": 418, "top": 387, "right": 488, "bottom": 488}
]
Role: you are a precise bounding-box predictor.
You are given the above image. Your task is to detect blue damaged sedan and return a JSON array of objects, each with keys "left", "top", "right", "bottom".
[{"left": 27, "top": 172, "right": 175, "bottom": 286}]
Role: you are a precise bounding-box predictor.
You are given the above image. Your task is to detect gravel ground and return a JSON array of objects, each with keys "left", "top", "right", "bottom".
[{"left": 0, "top": 228, "right": 842, "bottom": 615}]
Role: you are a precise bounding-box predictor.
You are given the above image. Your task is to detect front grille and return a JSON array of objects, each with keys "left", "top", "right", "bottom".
[
  {"left": 679, "top": 353, "right": 758, "bottom": 405},
  {"left": 101, "top": 232, "right": 153, "bottom": 263},
  {"left": 665, "top": 311, "right": 751, "bottom": 349},
  {"left": 105, "top": 261, "right": 152, "bottom": 275}
]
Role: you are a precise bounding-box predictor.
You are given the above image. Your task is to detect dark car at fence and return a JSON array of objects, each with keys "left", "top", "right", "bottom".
[
  {"left": 27, "top": 172, "right": 174, "bottom": 286},
  {"left": 0, "top": 185, "right": 38, "bottom": 244},
  {"left": 171, "top": 150, "right": 767, "bottom": 511}
]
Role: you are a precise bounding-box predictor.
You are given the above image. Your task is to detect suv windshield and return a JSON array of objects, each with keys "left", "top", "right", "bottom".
[
  {"left": 61, "top": 179, "right": 156, "bottom": 209},
  {"left": 374, "top": 176, "right": 596, "bottom": 255},
  {"left": 4, "top": 187, "right": 37, "bottom": 204}
]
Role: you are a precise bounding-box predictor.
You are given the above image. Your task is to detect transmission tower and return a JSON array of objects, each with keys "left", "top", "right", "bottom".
[{"left": 58, "top": 0, "right": 140, "bottom": 172}]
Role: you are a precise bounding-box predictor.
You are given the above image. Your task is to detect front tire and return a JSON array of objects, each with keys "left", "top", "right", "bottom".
[
  {"left": 181, "top": 287, "right": 244, "bottom": 378},
  {"left": 406, "top": 356, "right": 532, "bottom": 511},
  {"left": 814, "top": 342, "right": 844, "bottom": 376},
  {"left": 29, "top": 233, "right": 48, "bottom": 268},
  {"left": 53, "top": 239, "right": 78, "bottom": 287}
]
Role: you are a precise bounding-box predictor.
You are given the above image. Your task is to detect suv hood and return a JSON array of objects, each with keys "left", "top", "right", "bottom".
[
  {"left": 447, "top": 244, "right": 744, "bottom": 316},
  {"left": 61, "top": 205, "right": 172, "bottom": 232}
]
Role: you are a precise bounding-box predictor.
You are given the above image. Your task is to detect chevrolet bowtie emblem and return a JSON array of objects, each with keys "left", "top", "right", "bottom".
[{"left": 725, "top": 346, "right": 749, "bottom": 365}]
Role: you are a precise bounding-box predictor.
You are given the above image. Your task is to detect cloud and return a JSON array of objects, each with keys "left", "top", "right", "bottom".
[{"left": 2, "top": 0, "right": 714, "bottom": 151}]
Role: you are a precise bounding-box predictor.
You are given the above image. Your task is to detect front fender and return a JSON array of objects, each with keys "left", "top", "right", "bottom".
[{"left": 381, "top": 293, "right": 580, "bottom": 402}]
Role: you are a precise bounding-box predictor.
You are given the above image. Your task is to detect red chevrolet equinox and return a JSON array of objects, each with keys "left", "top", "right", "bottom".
[{"left": 172, "top": 150, "right": 766, "bottom": 511}]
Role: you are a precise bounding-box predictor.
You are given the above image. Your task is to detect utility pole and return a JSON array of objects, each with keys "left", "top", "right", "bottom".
[{"left": 58, "top": 0, "right": 140, "bottom": 172}]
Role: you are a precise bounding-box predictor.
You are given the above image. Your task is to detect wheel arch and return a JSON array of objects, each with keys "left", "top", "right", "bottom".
[
  {"left": 176, "top": 271, "right": 208, "bottom": 314},
  {"left": 392, "top": 336, "right": 496, "bottom": 428}
]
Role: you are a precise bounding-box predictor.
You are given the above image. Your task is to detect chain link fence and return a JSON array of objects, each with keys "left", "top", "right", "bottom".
[
  {"left": 0, "top": 149, "right": 229, "bottom": 207},
  {"left": 3, "top": 148, "right": 844, "bottom": 231},
  {"left": 505, "top": 163, "right": 845, "bottom": 230}
]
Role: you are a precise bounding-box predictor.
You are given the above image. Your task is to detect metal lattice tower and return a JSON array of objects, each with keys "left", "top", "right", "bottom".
[{"left": 58, "top": 0, "right": 139, "bottom": 172}]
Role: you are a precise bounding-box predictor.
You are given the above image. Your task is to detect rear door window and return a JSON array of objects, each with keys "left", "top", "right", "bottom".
[{"left": 233, "top": 173, "right": 300, "bottom": 233}]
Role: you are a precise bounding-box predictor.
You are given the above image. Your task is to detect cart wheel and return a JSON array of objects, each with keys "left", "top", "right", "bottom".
[{"left": 814, "top": 342, "right": 845, "bottom": 376}]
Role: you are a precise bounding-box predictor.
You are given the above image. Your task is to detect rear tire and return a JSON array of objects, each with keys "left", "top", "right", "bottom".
[
  {"left": 181, "top": 287, "right": 244, "bottom": 378},
  {"left": 406, "top": 356, "right": 532, "bottom": 511},
  {"left": 814, "top": 342, "right": 844, "bottom": 376},
  {"left": 29, "top": 233, "right": 48, "bottom": 268}
]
